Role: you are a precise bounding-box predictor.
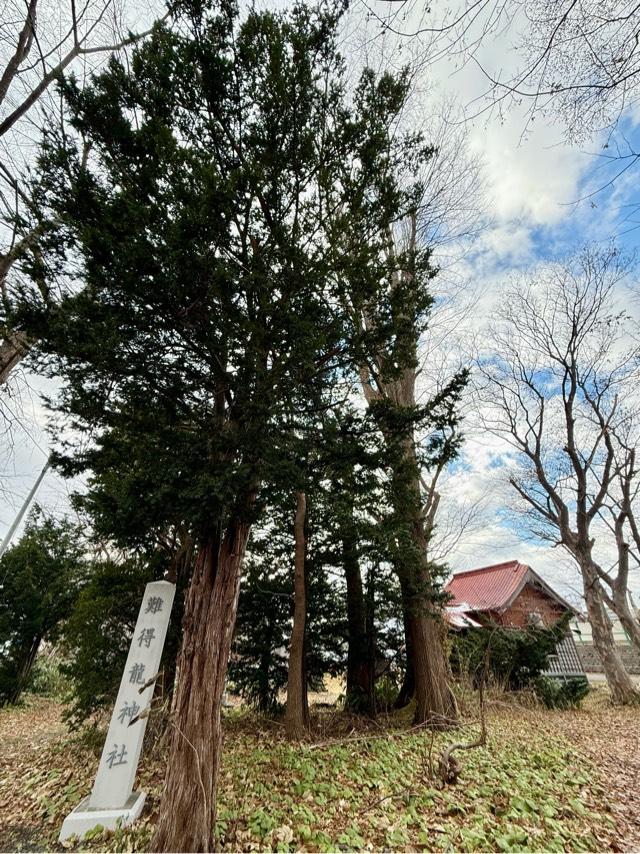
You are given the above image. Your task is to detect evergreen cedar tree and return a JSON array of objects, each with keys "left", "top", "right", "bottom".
[{"left": 20, "top": 1, "right": 465, "bottom": 849}]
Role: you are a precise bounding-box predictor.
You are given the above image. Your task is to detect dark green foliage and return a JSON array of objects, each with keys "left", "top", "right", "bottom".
[
  {"left": 230, "top": 488, "right": 348, "bottom": 713},
  {"left": 15, "top": 0, "right": 430, "bottom": 579},
  {"left": 14, "top": 0, "right": 456, "bottom": 768},
  {"left": 0, "top": 511, "right": 87, "bottom": 705},
  {"left": 534, "top": 675, "right": 590, "bottom": 709},
  {"left": 27, "top": 652, "right": 66, "bottom": 699},
  {"left": 229, "top": 408, "right": 411, "bottom": 716},
  {"left": 59, "top": 557, "right": 154, "bottom": 724},
  {"left": 374, "top": 675, "right": 399, "bottom": 712},
  {"left": 59, "top": 555, "right": 183, "bottom": 725},
  {"left": 230, "top": 493, "right": 407, "bottom": 715},
  {"left": 450, "top": 617, "right": 571, "bottom": 690},
  {"left": 230, "top": 559, "right": 290, "bottom": 713}
]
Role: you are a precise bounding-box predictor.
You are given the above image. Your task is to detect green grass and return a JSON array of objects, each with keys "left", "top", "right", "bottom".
[
  {"left": 1, "top": 700, "right": 612, "bottom": 852},
  {"left": 211, "top": 712, "right": 606, "bottom": 852}
]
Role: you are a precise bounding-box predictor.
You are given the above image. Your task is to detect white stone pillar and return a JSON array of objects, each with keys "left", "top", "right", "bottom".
[{"left": 59, "top": 580, "right": 176, "bottom": 841}]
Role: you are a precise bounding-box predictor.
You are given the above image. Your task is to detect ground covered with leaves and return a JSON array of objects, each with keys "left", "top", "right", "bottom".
[{"left": 0, "top": 689, "right": 638, "bottom": 853}]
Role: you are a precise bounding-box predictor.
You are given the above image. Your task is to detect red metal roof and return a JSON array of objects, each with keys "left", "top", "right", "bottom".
[{"left": 445, "top": 560, "right": 530, "bottom": 612}]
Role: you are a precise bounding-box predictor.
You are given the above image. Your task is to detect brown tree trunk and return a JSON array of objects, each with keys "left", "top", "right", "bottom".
[
  {"left": 411, "top": 611, "right": 456, "bottom": 727},
  {"left": 395, "top": 589, "right": 415, "bottom": 709},
  {"left": 606, "top": 526, "right": 640, "bottom": 654},
  {"left": 343, "top": 513, "right": 372, "bottom": 712},
  {"left": 7, "top": 633, "right": 41, "bottom": 705},
  {"left": 151, "top": 515, "right": 252, "bottom": 853},
  {"left": 582, "top": 570, "right": 638, "bottom": 704},
  {"left": 0, "top": 330, "right": 29, "bottom": 384},
  {"left": 390, "top": 442, "right": 458, "bottom": 728},
  {"left": 285, "top": 491, "right": 309, "bottom": 739},
  {"left": 395, "top": 562, "right": 456, "bottom": 727}
]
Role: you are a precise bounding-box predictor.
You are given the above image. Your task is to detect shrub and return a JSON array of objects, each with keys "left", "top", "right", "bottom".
[
  {"left": 374, "top": 675, "right": 399, "bottom": 712},
  {"left": 534, "top": 675, "right": 590, "bottom": 709},
  {"left": 27, "top": 651, "right": 67, "bottom": 699},
  {"left": 450, "top": 616, "right": 571, "bottom": 690},
  {"left": 59, "top": 556, "right": 183, "bottom": 725}
]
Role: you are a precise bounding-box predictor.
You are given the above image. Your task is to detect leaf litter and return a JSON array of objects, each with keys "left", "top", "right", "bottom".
[{"left": 0, "top": 690, "right": 637, "bottom": 852}]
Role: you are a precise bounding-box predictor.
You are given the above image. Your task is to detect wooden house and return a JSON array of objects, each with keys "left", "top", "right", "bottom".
[{"left": 444, "top": 560, "right": 586, "bottom": 679}]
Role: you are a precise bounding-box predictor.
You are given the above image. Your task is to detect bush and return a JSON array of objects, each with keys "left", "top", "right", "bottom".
[
  {"left": 374, "top": 675, "right": 399, "bottom": 712},
  {"left": 27, "top": 651, "right": 67, "bottom": 699},
  {"left": 534, "top": 675, "right": 590, "bottom": 709},
  {"left": 450, "top": 616, "right": 571, "bottom": 690}
]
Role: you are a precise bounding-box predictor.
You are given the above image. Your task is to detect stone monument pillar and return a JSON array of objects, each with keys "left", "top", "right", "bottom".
[{"left": 59, "top": 579, "right": 176, "bottom": 841}]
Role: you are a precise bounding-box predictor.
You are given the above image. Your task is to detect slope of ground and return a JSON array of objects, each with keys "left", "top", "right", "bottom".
[{"left": 0, "top": 689, "right": 636, "bottom": 853}]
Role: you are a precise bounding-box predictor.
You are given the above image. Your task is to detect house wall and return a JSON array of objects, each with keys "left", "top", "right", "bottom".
[
  {"left": 569, "top": 615, "right": 640, "bottom": 674},
  {"left": 576, "top": 641, "right": 640, "bottom": 674},
  {"left": 497, "top": 583, "right": 566, "bottom": 628}
]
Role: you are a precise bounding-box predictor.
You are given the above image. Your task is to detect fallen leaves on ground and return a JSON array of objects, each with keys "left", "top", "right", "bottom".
[
  {"left": 502, "top": 686, "right": 640, "bottom": 852},
  {"left": 0, "top": 689, "right": 636, "bottom": 852}
]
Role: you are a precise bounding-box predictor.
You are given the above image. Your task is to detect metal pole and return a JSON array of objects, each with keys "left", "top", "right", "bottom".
[{"left": 0, "top": 456, "right": 51, "bottom": 559}]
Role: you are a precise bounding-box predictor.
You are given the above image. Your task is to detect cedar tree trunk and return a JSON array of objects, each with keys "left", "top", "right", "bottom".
[
  {"left": 395, "top": 585, "right": 415, "bottom": 709},
  {"left": 7, "top": 633, "right": 41, "bottom": 705},
  {"left": 151, "top": 515, "right": 252, "bottom": 852},
  {"left": 343, "top": 513, "right": 372, "bottom": 712},
  {"left": 285, "top": 490, "right": 310, "bottom": 739},
  {"left": 391, "top": 442, "right": 457, "bottom": 728}
]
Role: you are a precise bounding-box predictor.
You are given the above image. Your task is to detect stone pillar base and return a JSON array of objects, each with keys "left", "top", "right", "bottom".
[{"left": 59, "top": 791, "right": 146, "bottom": 841}]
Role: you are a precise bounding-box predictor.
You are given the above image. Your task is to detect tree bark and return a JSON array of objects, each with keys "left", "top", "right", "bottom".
[
  {"left": 411, "top": 610, "right": 456, "bottom": 727},
  {"left": 0, "top": 330, "right": 29, "bottom": 384},
  {"left": 285, "top": 491, "right": 309, "bottom": 739},
  {"left": 151, "top": 514, "right": 252, "bottom": 853},
  {"left": 365, "top": 562, "right": 376, "bottom": 714},
  {"left": 7, "top": 633, "right": 41, "bottom": 705},
  {"left": 612, "top": 592, "right": 640, "bottom": 653},
  {"left": 394, "top": 562, "right": 456, "bottom": 727},
  {"left": 394, "top": 594, "right": 415, "bottom": 709},
  {"left": 582, "top": 568, "right": 638, "bottom": 704},
  {"left": 608, "top": 531, "right": 640, "bottom": 653},
  {"left": 390, "top": 442, "right": 457, "bottom": 728},
  {"left": 342, "top": 512, "right": 372, "bottom": 712}
]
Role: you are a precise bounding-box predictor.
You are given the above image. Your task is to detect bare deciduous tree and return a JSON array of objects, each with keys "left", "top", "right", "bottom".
[
  {"left": 364, "top": 0, "right": 640, "bottom": 201},
  {"left": 476, "top": 246, "right": 640, "bottom": 703},
  {"left": 366, "top": 1, "right": 640, "bottom": 144},
  {"left": 356, "top": 210, "right": 467, "bottom": 726},
  {"left": 351, "top": 103, "right": 483, "bottom": 717},
  {"left": 0, "top": 0, "right": 165, "bottom": 383},
  {"left": 478, "top": 0, "right": 640, "bottom": 146}
]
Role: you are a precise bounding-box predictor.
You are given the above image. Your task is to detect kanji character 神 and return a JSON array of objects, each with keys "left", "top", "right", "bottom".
[{"left": 117, "top": 700, "right": 140, "bottom": 725}]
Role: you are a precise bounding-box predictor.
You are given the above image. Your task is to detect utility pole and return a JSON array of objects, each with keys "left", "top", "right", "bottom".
[{"left": 0, "top": 456, "right": 51, "bottom": 558}]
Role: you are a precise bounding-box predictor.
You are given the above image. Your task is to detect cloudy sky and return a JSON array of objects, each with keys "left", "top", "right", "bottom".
[{"left": 2, "top": 0, "right": 640, "bottom": 606}]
